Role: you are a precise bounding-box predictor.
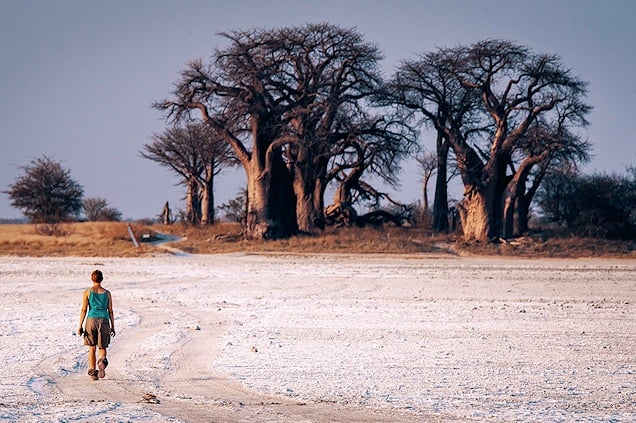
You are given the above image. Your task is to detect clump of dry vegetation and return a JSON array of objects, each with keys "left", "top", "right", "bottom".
[
  {"left": 455, "top": 235, "right": 635, "bottom": 258},
  {"left": 156, "top": 223, "right": 446, "bottom": 255},
  {"left": 0, "top": 222, "right": 633, "bottom": 258}
]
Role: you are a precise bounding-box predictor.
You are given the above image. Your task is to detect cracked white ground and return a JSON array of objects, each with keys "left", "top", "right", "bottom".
[{"left": 0, "top": 254, "right": 634, "bottom": 422}]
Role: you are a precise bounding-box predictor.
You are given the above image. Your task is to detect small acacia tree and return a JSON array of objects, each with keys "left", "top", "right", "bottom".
[
  {"left": 219, "top": 188, "right": 248, "bottom": 230},
  {"left": 83, "top": 197, "right": 122, "bottom": 222},
  {"left": 4, "top": 156, "right": 84, "bottom": 223}
]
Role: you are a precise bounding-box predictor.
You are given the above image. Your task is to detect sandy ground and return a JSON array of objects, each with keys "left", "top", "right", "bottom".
[{"left": 0, "top": 253, "right": 634, "bottom": 422}]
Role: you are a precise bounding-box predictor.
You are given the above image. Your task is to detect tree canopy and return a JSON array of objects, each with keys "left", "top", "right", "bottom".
[
  {"left": 156, "top": 23, "right": 415, "bottom": 238},
  {"left": 141, "top": 122, "right": 237, "bottom": 224},
  {"left": 387, "top": 39, "right": 591, "bottom": 240},
  {"left": 150, "top": 26, "right": 597, "bottom": 241}
]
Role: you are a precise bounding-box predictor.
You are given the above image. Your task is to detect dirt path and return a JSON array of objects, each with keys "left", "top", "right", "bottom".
[{"left": 44, "top": 291, "right": 424, "bottom": 422}]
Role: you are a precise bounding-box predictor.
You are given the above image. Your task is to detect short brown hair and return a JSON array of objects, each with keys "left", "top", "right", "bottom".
[{"left": 91, "top": 270, "right": 103, "bottom": 283}]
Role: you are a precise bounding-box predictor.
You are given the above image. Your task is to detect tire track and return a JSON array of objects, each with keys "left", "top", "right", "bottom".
[{"left": 43, "top": 296, "right": 413, "bottom": 422}]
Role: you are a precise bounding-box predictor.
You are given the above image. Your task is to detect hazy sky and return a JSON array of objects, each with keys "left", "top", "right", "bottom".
[{"left": 1, "top": 0, "right": 634, "bottom": 220}]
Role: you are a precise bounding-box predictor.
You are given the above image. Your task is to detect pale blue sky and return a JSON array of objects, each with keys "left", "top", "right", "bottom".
[{"left": 1, "top": 0, "right": 634, "bottom": 220}]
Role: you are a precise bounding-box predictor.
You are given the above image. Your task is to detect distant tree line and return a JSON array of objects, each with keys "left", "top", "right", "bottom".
[
  {"left": 6, "top": 154, "right": 632, "bottom": 239},
  {"left": 5, "top": 24, "right": 633, "bottom": 242}
]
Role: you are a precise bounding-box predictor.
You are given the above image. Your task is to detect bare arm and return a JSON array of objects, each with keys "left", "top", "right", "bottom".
[
  {"left": 107, "top": 290, "right": 115, "bottom": 336},
  {"left": 77, "top": 290, "right": 88, "bottom": 335}
]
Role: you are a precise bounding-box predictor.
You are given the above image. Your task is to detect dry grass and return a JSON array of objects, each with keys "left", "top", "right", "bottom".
[
  {"left": 0, "top": 222, "right": 162, "bottom": 257},
  {"left": 0, "top": 222, "right": 633, "bottom": 258}
]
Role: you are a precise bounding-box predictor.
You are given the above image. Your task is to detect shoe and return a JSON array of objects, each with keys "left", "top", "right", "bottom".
[
  {"left": 97, "top": 358, "right": 108, "bottom": 379},
  {"left": 88, "top": 369, "right": 99, "bottom": 381}
]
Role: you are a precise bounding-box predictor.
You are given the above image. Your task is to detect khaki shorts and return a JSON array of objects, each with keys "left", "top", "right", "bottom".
[{"left": 83, "top": 317, "right": 111, "bottom": 348}]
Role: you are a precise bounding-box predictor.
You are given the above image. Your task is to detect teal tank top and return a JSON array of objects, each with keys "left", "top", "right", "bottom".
[{"left": 87, "top": 291, "right": 110, "bottom": 319}]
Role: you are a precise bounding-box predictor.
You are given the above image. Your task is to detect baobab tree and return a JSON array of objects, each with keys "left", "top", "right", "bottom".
[
  {"left": 155, "top": 48, "right": 294, "bottom": 237},
  {"left": 156, "top": 23, "right": 413, "bottom": 238},
  {"left": 323, "top": 107, "right": 415, "bottom": 227},
  {"left": 385, "top": 49, "right": 484, "bottom": 233},
  {"left": 448, "top": 40, "right": 590, "bottom": 241},
  {"left": 387, "top": 40, "right": 590, "bottom": 241},
  {"left": 141, "top": 122, "right": 237, "bottom": 225},
  {"left": 324, "top": 115, "right": 414, "bottom": 227}
]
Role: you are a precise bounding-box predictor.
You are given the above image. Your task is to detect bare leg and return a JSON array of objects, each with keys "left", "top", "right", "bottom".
[
  {"left": 98, "top": 348, "right": 107, "bottom": 361},
  {"left": 88, "top": 346, "right": 97, "bottom": 370},
  {"left": 87, "top": 346, "right": 98, "bottom": 379}
]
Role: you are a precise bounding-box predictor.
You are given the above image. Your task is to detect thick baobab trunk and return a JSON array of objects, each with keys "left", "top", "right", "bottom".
[
  {"left": 245, "top": 153, "right": 296, "bottom": 239},
  {"left": 502, "top": 192, "right": 516, "bottom": 239},
  {"left": 295, "top": 197, "right": 318, "bottom": 233},
  {"left": 217, "top": 116, "right": 296, "bottom": 239},
  {"left": 246, "top": 168, "right": 272, "bottom": 239},
  {"left": 454, "top": 146, "right": 499, "bottom": 241},
  {"left": 292, "top": 167, "right": 324, "bottom": 234},
  {"left": 200, "top": 168, "right": 214, "bottom": 225},
  {"left": 459, "top": 168, "right": 505, "bottom": 241},
  {"left": 294, "top": 188, "right": 323, "bottom": 233},
  {"left": 432, "top": 142, "right": 450, "bottom": 232},
  {"left": 185, "top": 177, "right": 200, "bottom": 225},
  {"left": 326, "top": 165, "right": 363, "bottom": 227},
  {"left": 458, "top": 188, "right": 489, "bottom": 241},
  {"left": 326, "top": 183, "right": 357, "bottom": 226}
]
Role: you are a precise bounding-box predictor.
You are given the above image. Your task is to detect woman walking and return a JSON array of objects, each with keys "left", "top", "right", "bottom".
[{"left": 78, "top": 269, "right": 115, "bottom": 380}]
